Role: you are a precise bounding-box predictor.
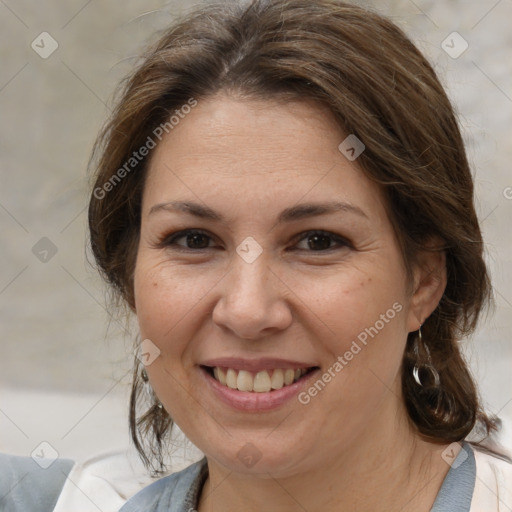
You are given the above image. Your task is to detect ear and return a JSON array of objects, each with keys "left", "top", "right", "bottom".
[{"left": 406, "top": 238, "right": 447, "bottom": 332}]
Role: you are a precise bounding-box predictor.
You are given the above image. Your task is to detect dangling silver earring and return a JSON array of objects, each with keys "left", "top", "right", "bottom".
[
  {"left": 141, "top": 368, "right": 163, "bottom": 409},
  {"left": 412, "top": 326, "right": 440, "bottom": 388}
]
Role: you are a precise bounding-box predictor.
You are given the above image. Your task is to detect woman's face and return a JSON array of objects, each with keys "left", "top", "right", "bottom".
[{"left": 134, "top": 95, "right": 428, "bottom": 476}]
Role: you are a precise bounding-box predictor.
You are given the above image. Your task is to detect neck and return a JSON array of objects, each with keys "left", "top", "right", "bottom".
[{"left": 197, "top": 401, "right": 453, "bottom": 512}]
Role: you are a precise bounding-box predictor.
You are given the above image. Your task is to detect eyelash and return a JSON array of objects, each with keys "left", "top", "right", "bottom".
[{"left": 158, "top": 229, "right": 351, "bottom": 253}]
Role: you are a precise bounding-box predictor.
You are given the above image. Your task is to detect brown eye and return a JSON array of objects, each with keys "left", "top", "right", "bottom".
[
  {"left": 306, "top": 233, "right": 333, "bottom": 251},
  {"left": 161, "top": 229, "right": 215, "bottom": 250},
  {"left": 183, "top": 232, "right": 210, "bottom": 249},
  {"left": 294, "top": 230, "right": 350, "bottom": 252}
]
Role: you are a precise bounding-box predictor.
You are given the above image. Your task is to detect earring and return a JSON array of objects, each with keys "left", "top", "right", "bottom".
[
  {"left": 141, "top": 368, "right": 163, "bottom": 409},
  {"left": 412, "top": 326, "right": 440, "bottom": 388}
]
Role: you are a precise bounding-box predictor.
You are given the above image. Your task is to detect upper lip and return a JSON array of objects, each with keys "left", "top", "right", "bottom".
[{"left": 200, "top": 357, "right": 319, "bottom": 372}]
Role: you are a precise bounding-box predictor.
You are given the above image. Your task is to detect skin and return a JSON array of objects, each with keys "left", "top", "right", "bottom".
[{"left": 133, "top": 94, "right": 454, "bottom": 512}]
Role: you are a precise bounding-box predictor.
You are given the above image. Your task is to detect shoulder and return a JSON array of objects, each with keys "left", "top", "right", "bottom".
[
  {"left": 120, "top": 457, "right": 208, "bottom": 512},
  {"left": 470, "top": 443, "right": 512, "bottom": 511},
  {"left": 0, "top": 452, "right": 74, "bottom": 512}
]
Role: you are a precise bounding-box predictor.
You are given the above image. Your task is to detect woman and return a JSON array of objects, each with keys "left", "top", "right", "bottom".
[{"left": 86, "top": 0, "right": 512, "bottom": 510}]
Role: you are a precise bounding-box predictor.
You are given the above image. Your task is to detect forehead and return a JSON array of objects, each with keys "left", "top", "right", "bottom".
[{"left": 142, "top": 94, "right": 386, "bottom": 220}]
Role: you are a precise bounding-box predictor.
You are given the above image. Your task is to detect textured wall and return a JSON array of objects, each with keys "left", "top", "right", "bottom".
[{"left": 1, "top": 0, "right": 511, "bottom": 461}]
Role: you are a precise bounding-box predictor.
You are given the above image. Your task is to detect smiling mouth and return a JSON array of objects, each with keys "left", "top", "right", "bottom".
[{"left": 202, "top": 366, "right": 319, "bottom": 393}]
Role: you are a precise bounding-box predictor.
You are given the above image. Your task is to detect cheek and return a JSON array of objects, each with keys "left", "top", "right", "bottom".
[
  {"left": 133, "top": 260, "right": 201, "bottom": 404},
  {"left": 292, "top": 258, "right": 409, "bottom": 414},
  {"left": 134, "top": 258, "right": 188, "bottom": 349},
  {"left": 290, "top": 260, "right": 408, "bottom": 349},
  {"left": 133, "top": 255, "right": 221, "bottom": 355},
  {"left": 298, "top": 272, "right": 407, "bottom": 427}
]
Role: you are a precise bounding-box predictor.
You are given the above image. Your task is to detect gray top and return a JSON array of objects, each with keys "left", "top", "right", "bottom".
[
  {"left": 120, "top": 442, "right": 476, "bottom": 511},
  {"left": 0, "top": 452, "right": 74, "bottom": 512},
  {"left": 119, "top": 456, "right": 209, "bottom": 512},
  {"left": 431, "top": 442, "right": 476, "bottom": 512}
]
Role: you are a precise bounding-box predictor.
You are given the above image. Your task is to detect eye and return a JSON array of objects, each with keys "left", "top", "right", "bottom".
[
  {"left": 157, "top": 228, "right": 350, "bottom": 253},
  {"left": 292, "top": 230, "right": 350, "bottom": 252},
  {"left": 160, "top": 229, "right": 217, "bottom": 250}
]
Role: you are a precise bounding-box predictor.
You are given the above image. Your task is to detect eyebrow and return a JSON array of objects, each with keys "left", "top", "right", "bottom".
[{"left": 149, "top": 200, "right": 368, "bottom": 223}]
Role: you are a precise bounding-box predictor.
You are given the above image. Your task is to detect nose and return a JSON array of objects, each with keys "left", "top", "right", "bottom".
[{"left": 211, "top": 251, "right": 293, "bottom": 340}]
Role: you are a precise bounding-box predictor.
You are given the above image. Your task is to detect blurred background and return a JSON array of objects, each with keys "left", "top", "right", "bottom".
[{"left": 1, "top": 0, "right": 511, "bottom": 466}]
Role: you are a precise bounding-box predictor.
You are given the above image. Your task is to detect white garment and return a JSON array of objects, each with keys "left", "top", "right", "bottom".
[
  {"left": 470, "top": 447, "right": 512, "bottom": 511},
  {"left": 52, "top": 449, "right": 155, "bottom": 512}
]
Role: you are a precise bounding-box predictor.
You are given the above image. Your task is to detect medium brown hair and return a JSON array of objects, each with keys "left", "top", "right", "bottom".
[{"left": 88, "top": 0, "right": 497, "bottom": 472}]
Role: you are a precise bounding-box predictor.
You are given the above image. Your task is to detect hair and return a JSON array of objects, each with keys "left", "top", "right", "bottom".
[{"left": 88, "top": 0, "right": 498, "bottom": 473}]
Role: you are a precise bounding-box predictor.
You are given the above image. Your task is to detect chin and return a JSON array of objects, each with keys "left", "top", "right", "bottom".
[{"left": 203, "top": 439, "right": 315, "bottom": 477}]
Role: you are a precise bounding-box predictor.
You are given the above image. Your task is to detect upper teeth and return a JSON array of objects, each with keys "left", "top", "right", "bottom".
[{"left": 212, "top": 367, "right": 309, "bottom": 392}]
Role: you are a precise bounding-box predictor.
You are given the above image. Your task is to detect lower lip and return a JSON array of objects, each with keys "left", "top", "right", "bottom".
[{"left": 199, "top": 366, "right": 320, "bottom": 412}]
